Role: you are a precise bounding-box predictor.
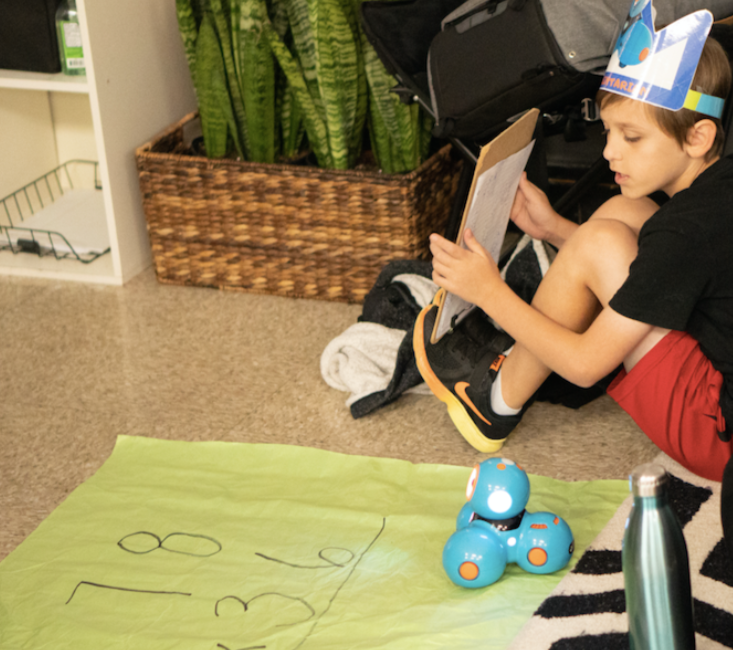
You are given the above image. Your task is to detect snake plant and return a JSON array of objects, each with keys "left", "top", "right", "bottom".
[
  {"left": 175, "top": 0, "right": 431, "bottom": 171},
  {"left": 361, "top": 20, "right": 432, "bottom": 173}
]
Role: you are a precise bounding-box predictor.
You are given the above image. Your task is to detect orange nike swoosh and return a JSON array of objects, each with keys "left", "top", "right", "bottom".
[{"left": 455, "top": 382, "right": 492, "bottom": 426}]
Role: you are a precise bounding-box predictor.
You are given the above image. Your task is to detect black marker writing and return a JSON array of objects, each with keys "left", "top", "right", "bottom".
[
  {"left": 255, "top": 547, "right": 355, "bottom": 569},
  {"left": 215, "top": 593, "right": 315, "bottom": 626},
  {"left": 66, "top": 581, "right": 192, "bottom": 605},
  {"left": 117, "top": 531, "right": 222, "bottom": 557},
  {"left": 293, "top": 518, "right": 387, "bottom": 649}
]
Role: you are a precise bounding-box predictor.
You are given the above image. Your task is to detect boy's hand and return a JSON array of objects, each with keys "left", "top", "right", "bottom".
[
  {"left": 429, "top": 229, "right": 500, "bottom": 307},
  {"left": 510, "top": 173, "right": 561, "bottom": 243}
]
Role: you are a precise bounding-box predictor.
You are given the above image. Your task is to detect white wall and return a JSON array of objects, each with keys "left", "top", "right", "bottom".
[
  {"left": 50, "top": 92, "right": 97, "bottom": 164},
  {"left": 0, "top": 89, "right": 97, "bottom": 203},
  {"left": 0, "top": 89, "right": 59, "bottom": 199}
]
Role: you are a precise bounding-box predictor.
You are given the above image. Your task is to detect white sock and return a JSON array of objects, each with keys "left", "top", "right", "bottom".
[{"left": 490, "top": 367, "right": 522, "bottom": 416}]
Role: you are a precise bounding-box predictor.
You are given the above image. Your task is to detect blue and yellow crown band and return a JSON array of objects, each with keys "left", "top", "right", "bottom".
[{"left": 683, "top": 90, "right": 725, "bottom": 118}]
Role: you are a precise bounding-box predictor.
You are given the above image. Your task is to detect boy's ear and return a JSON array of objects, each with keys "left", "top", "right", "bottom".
[{"left": 685, "top": 119, "right": 718, "bottom": 158}]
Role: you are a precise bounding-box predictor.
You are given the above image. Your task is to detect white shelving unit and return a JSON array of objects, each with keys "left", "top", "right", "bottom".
[
  {"left": 0, "top": 0, "right": 197, "bottom": 285},
  {"left": 0, "top": 68, "right": 89, "bottom": 93}
]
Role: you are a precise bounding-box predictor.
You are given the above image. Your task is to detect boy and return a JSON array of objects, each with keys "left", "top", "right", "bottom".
[{"left": 414, "top": 16, "right": 733, "bottom": 484}]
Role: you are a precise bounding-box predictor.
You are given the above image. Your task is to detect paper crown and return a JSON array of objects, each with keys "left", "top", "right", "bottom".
[{"left": 600, "top": 0, "right": 724, "bottom": 118}]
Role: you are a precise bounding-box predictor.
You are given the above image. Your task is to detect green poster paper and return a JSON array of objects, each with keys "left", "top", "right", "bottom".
[{"left": 0, "top": 436, "right": 628, "bottom": 649}]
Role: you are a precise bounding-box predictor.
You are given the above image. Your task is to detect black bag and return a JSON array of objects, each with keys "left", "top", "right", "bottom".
[
  {"left": 0, "top": 0, "right": 62, "bottom": 74},
  {"left": 427, "top": 0, "right": 601, "bottom": 141}
]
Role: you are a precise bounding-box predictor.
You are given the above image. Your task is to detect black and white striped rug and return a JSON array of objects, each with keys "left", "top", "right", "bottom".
[{"left": 508, "top": 456, "right": 733, "bottom": 650}]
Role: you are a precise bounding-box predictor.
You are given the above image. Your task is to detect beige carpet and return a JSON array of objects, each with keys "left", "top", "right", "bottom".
[{"left": 0, "top": 266, "right": 659, "bottom": 562}]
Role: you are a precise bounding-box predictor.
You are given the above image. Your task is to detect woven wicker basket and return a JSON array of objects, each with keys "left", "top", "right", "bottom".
[{"left": 135, "top": 112, "right": 463, "bottom": 303}]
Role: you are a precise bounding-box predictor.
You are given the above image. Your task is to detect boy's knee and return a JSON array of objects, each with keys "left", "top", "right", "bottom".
[
  {"left": 588, "top": 194, "right": 634, "bottom": 221},
  {"left": 564, "top": 218, "right": 638, "bottom": 266},
  {"left": 553, "top": 218, "right": 640, "bottom": 304},
  {"left": 587, "top": 194, "right": 658, "bottom": 233}
]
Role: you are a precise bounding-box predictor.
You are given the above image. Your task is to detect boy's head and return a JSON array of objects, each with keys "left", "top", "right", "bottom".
[{"left": 597, "top": 37, "right": 732, "bottom": 162}]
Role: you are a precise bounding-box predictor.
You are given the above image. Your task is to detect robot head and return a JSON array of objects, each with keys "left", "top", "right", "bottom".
[{"left": 465, "top": 458, "right": 530, "bottom": 520}]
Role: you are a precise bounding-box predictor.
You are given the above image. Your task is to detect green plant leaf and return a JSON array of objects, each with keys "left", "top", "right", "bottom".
[
  {"left": 209, "top": 0, "right": 251, "bottom": 158},
  {"left": 362, "top": 28, "right": 427, "bottom": 172},
  {"left": 367, "top": 97, "right": 394, "bottom": 173},
  {"left": 237, "top": 0, "right": 277, "bottom": 163},
  {"left": 284, "top": 0, "right": 324, "bottom": 123},
  {"left": 176, "top": 0, "right": 200, "bottom": 85},
  {"left": 269, "top": 0, "right": 290, "bottom": 38},
  {"left": 195, "top": 13, "right": 234, "bottom": 158},
  {"left": 310, "top": 0, "right": 360, "bottom": 169},
  {"left": 230, "top": 0, "right": 242, "bottom": 80},
  {"left": 279, "top": 80, "right": 305, "bottom": 157},
  {"left": 264, "top": 21, "right": 333, "bottom": 167},
  {"left": 342, "top": 0, "right": 368, "bottom": 165}
]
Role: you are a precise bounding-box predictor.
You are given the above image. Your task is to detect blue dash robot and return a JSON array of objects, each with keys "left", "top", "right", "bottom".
[{"left": 443, "top": 458, "right": 574, "bottom": 588}]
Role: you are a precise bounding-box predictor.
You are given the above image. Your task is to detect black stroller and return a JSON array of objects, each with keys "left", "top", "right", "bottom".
[{"left": 360, "top": 0, "right": 618, "bottom": 243}]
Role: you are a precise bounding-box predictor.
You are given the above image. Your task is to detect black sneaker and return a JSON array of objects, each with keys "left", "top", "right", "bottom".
[{"left": 413, "top": 290, "right": 525, "bottom": 452}]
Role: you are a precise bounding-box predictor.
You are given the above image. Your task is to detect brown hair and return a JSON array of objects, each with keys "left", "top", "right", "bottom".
[{"left": 597, "top": 37, "right": 732, "bottom": 161}]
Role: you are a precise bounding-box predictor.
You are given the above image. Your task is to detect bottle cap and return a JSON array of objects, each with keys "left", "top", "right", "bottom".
[{"left": 630, "top": 463, "right": 668, "bottom": 497}]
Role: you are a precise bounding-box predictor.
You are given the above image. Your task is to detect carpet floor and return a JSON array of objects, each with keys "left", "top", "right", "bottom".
[{"left": 1, "top": 266, "right": 661, "bottom": 564}]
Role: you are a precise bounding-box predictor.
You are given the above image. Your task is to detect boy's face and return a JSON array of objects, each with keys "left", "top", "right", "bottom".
[{"left": 601, "top": 98, "right": 695, "bottom": 198}]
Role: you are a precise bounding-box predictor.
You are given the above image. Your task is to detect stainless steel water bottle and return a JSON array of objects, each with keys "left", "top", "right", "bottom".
[{"left": 622, "top": 464, "right": 695, "bottom": 649}]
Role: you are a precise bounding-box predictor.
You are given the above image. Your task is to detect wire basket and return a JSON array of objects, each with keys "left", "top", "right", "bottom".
[{"left": 0, "top": 160, "right": 110, "bottom": 264}]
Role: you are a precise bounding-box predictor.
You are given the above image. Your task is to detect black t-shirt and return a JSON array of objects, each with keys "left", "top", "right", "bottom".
[{"left": 610, "top": 155, "right": 733, "bottom": 435}]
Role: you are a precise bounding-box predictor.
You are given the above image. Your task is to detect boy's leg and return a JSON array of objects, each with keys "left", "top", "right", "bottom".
[
  {"left": 414, "top": 194, "right": 658, "bottom": 451},
  {"left": 500, "top": 195, "right": 658, "bottom": 409}
]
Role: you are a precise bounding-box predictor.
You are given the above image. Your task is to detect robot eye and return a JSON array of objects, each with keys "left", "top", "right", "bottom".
[
  {"left": 488, "top": 489, "right": 513, "bottom": 514},
  {"left": 466, "top": 464, "right": 480, "bottom": 500}
]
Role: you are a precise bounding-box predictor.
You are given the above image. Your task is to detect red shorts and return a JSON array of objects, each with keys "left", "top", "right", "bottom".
[{"left": 607, "top": 330, "right": 731, "bottom": 482}]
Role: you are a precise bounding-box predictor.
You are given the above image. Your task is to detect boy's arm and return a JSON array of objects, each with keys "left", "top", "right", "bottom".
[{"left": 430, "top": 230, "right": 653, "bottom": 387}]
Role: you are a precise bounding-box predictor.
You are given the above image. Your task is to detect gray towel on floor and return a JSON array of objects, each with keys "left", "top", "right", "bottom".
[{"left": 320, "top": 261, "right": 436, "bottom": 418}]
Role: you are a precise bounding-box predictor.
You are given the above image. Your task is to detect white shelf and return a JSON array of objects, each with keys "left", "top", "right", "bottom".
[
  {"left": 0, "top": 249, "right": 117, "bottom": 284},
  {"left": 0, "top": 68, "right": 90, "bottom": 94},
  {"left": 0, "top": 0, "right": 197, "bottom": 286}
]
